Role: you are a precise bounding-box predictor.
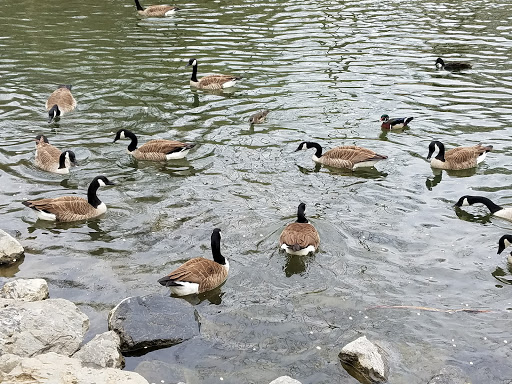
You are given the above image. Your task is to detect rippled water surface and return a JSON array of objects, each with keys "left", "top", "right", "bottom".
[{"left": 1, "top": 0, "right": 512, "bottom": 383}]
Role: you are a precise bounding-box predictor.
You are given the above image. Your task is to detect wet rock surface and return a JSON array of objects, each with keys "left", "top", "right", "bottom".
[
  {"left": 0, "top": 279, "right": 49, "bottom": 302},
  {"left": 73, "top": 331, "right": 124, "bottom": 369},
  {"left": 0, "top": 229, "right": 24, "bottom": 265}
]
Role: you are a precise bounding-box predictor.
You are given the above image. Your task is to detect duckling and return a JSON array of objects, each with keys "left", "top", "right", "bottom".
[
  {"left": 113, "top": 129, "right": 195, "bottom": 161},
  {"left": 46, "top": 85, "right": 76, "bottom": 123},
  {"left": 427, "top": 141, "right": 492, "bottom": 170},
  {"left": 34, "top": 135, "right": 77, "bottom": 174},
  {"left": 435, "top": 57, "right": 472, "bottom": 71},
  {"left": 187, "top": 58, "right": 241, "bottom": 90},
  {"left": 22, "top": 175, "right": 115, "bottom": 222},
  {"left": 249, "top": 110, "right": 269, "bottom": 125},
  {"left": 134, "top": 0, "right": 179, "bottom": 16},
  {"left": 295, "top": 141, "right": 387, "bottom": 170},
  {"left": 158, "top": 228, "right": 229, "bottom": 296},
  {"left": 380, "top": 115, "right": 413, "bottom": 130},
  {"left": 454, "top": 196, "right": 512, "bottom": 222},
  {"left": 279, "top": 203, "right": 320, "bottom": 256}
]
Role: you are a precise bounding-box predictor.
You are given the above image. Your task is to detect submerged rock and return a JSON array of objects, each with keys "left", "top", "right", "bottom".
[
  {"left": 0, "top": 278, "right": 49, "bottom": 302},
  {"left": 338, "top": 335, "right": 389, "bottom": 383},
  {"left": 427, "top": 365, "right": 470, "bottom": 384},
  {"left": 0, "top": 229, "right": 24, "bottom": 265},
  {"left": 269, "top": 376, "right": 303, "bottom": 384},
  {"left": 73, "top": 331, "right": 124, "bottom": 369},
  {"left": 108, "top": 294, "right": 200, "bottom": 352},
  {"left": 0, "top": 298, "right": 89, "bottom": 357},
  {"left": 0, "top": 352, "right": 149, "bottom": 384}
]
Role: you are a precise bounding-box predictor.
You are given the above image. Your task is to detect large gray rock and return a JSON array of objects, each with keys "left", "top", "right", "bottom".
[
  {"left": 338, "top": 335, "right": 389, "bottom": 383},
  {"left": 269, "top": 376, "right": 302, "bottom": 384},
  {"left": 428, "top": 365, "right": 470, "bottom": 384},
  {"left": 108, "top": 294, "right": 200, "bottom": 352},
  {"left": 73, "top": 331, "right": 124, "bottom": 369},
  {"left": 0, "top": 352, "right": 149, "bottom": 384},
  {"left": 0, "top": 298, "right": 89, "bottom": 357},
  {"left": 0, "top": 279, "right": 49, "bottom": 302},
  {"left": 0, "top": 229, "right": 24, "bottom": 265}
]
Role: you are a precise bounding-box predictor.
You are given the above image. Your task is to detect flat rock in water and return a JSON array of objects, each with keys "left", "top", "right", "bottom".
[
  {"left": 338, "top": 335, "right": 389, "bottom": 383},
  {"left": 269, "top": 376, "right": 303, "bottom": 384},
  {"left": 0, "top": 229, "right": 24, "bottom": 265},
  {"left": 0, "top": 352, "right": 149, "bottom": 384},
  {"left": 0, "top": 298, "right": 89, "bottom": 357},
  {"left": 135, "top": 360, "right": 187, "bottom": 384},
  {"left": 73, "top": 331, "right": 124, "bottom": 369},
  {"left": 108, "top": 294, "right": 200, "bottom": 352},
  {"left": 427, "top": 365, "right": 470, "bottom": 384},
  {"left": 0, "top": 279, "right": 49, "bottom": 302}
]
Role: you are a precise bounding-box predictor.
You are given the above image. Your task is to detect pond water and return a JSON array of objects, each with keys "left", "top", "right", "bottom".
[{"left": 1, "top": 0, "right": 512, "bottom": 383}]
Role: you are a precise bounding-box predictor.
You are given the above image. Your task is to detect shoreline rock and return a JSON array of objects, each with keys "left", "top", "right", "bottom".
[
  {"left": 0, "top": 229, "right": 24, "bottom": 265},
  {"left": 73, "top": 331, "right": 125, "bottom": 369},
  {"left": 339, "top": 335, "right": 389, "bottom": 383},
  {"left": 0, "top": 278, "right": 49, "bottom": 302}
]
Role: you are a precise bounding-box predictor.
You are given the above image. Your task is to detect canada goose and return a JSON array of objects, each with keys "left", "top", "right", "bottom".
[
  {"left": 34, "top": 135, "right": 77, "bottom": 174},
  {"left": 46, "top": 85, "right": 76, "bottom": 123},
  {"left": 454, "top": 196, "right": 512, "bottom": 222},
  {"left": 279, "top": 203, "right": 320, "bottom": 256},
  {"left": 113, "top": 129, "right": 195, "bottom": 160},
  {"left": 435, "top": 57, "right": 472, "bottom": 71},
  {"left": 295, "top": 141, "right": 388, "bottom": 170},
  {"left": 22, "top": 175, "right": 115, "bottom": 222},
  {"left": 187, "top": 58, "right": 241, "bottom": 90},
  {"left": 427, "top": 141, "right": 492, "bottom": 170},
  {"left": 249, "top": 110, "right": 269, "bottom": 125},
  {"left": 134, "top": 0, "right": 179, "bottom": 16},
  {"left": 158, "top": 228, "right": 229, "bottom": 296},
  {"left": 380, "top": 115, "right": 413, "bottom": 130},
  {"left": 497, "top": 235, "right": 512, "bottom": 255}
]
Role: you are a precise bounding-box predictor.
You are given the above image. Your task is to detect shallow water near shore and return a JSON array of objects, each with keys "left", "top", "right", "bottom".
[{"left": 1, "top": 0, "right": 512, "bottom": 383}]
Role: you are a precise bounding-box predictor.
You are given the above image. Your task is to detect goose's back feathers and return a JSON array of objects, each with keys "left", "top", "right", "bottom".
[
  {"left": 134, "top": 139, "right": 195, "bottom": 160},
  {"left": 45, "top": 86, "right": 76, "bottom": 113},
  {"left": 22, "top": 196, "right": 105, "bottom": 222},
  {"left": 195, "top": 74, "right": 240, "bottom": 90},
  {"left": 139, "top": 5, "right": 178, "bottom": 16},
  {"left": 35, "top": 142, "right": 62, "bottom": 171},
  {"left": 320, "top": 146, "right": 387, "bottom": 169},
  {"left": 280, "top": 223, "right": 320, "bottom": 253},
  {"left": 159, "top": 257, "right": 228, "bottom": 293}
]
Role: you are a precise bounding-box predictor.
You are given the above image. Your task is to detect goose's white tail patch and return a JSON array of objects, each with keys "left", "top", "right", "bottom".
[
  {"left": 164, "top": 9, "right": 176, "bottom": 16},
  {"left": 352, "top": 160, "right": 381, "bottom": 169},
  {"left": 281, "top": 244, "right": 316, "bottom": 256},
  {"left": 35, "top": 210, "right": 57, "bottom": 221},
  {"left": 165, "top": 149, "right": 190, "bottom": 160},
  {"left": 169, "top": 282, "right": 200, "bottom": 296},
  {"left": 222, "top": 80, "right": 238, "bottom": 89}
]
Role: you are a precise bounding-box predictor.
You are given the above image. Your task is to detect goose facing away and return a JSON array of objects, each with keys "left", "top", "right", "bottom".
[
  {"left": 427, "top": 141, "right": 492, "bottom": 170},
  {"left": 113, "top": 129, "right": 195, "bottom": 160},
  {"left": 187, "top": 58, "right": 241, "bottom": 90},
  {"left": 279, "top": 203, "right": 320, "bottom": 256},
  {"left": 454, "top": 196, "right": 512, "bottom": 222},
  {"left": 249, "top": 110, "right": 269, "bottom": 125},
  {"left": 46, "top": 85, "right": 76, "bottom": 123},
  {"left": 497, "top": 235, "right": 512, "bottom": 255},
  {"left": 22, "top": 175, "right": 115, "bottom": 222},
  {"left": 435, "top": 57, "right": 472, "bottom": 71},
  {"left": 134, "top": 0, "right": 179, "bottom": 16},
  {"left": 295, "top": 141, "right": 388, "bottom": 170},
  {"left": 380, "top": 114, "right": 413, "bottom": 130},
  {"left": 34, "top": 135, "right": 77, "bottom": 174},
  {"left": 158, "top": 228, "right": 229, "bottom": 296}
]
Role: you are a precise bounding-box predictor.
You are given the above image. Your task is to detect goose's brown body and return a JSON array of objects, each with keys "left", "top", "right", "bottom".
[
  {"left": 163, "top": 258, "right": 228, "bottom": 294},
  {"left": 22, "top": 196, "right": 105, "bottom": 222},
  {"left": 35, "top": 140, "right": 63, "bottom": 172},
  {"left": 279, "top": 223, "right": 320, "bottom": 253},
  {"left": 316, "top": 145, "right": 387, "bottom": 170},
  {"left": 132, "top": 139, "right": 193, "bottom": 161},
  {"left": 137, "top": 4, "right": 178, "bottom": 16},
  {"left": 428, "top": 142, "right": 493, "bottom": 170},
  {"left": 45, "top": 86, "right": 76, "bottom": 114}
]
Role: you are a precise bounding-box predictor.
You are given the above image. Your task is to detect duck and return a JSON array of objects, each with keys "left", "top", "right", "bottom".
[
  {"left": 380, "top": 115, "right": 413, "bottom": 130},
  {"left": 22, "top": 175, "right": 115, "bottom": 222},
  {"left": 113, "top": 129, "right": 195, "bottom": 161},
  {"left": 435, "top": 57, "right": 472, "bottom": 71},
  {"left": 454, "top": 196, "right": 512, "bottom": 222},
  {"left": 46, "top": 85, "right": 76, "bottom": 123},
  {"left": 158, "top": 228, "right": 229, "bottom": 296},
  {"left": 34, "top": 135, "right": 77, "bottom": 174},
  {"left": 427, "top": 141, "right": 492, "bottom": 170},
  {"left": 187, "top": 58, "right": 241, "bottom": 90},
  {"left": 295, "top": 141, "right": 388, "bottom": 170},
  {"left": 279, "top": 203, "right": 320, "bottom": 256},
  {"left": 249, "top": 109, "right": 269, "bottom": 125},
  {"left": 134, "top": 0, "right": 179, "bottom": 16}
]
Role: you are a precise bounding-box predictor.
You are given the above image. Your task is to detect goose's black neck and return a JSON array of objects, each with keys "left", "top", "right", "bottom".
[
  {"left": 296, "top": 203, "right": 309, "bottom": 223},
  {"left": 134, "top": 0, "right": 144, "bottom": 11},
  {"left": 87, "top": 178, "right": 102, "bottom": 208},
  {"left": 58, "top": 152, "right": 68, "bottom": 169},
  {"left": 431, "top": 140, "right": 445, "bottom": 161},
  {"left": 308, "top": 142, "right": 323, "bottom": 158},
  {"left": 211, "top": 230, "right": 226, "bottom": 265},
  {"left": 190, "top": 63, "right": 198, "bottom": 83},
  {"left": 468, "top": 196, "right": 503, "bottom": 214},
  {"left": 124, "top": 130, "right": 138, "bottom": 152}
]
